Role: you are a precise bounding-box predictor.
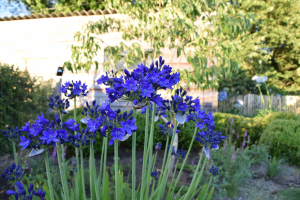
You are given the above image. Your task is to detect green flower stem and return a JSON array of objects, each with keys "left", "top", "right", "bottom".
[
  {"left": 80, "top": 146, "right": 87, "bottom": 200},
  {"left": 157, "top": 136, "right": 169, "bottom": 187},
  {"left": 183, "top": 151, "right": 205, "bottom": 200},
  {"left": 132, "top": 107, "right": 137, "bottom": 200},
  {"left": 91, "top": 143, "right": 100, "bottom": 200},
  {"left": 152, "top": 152, "right": 157, "bottom": 172},
  {"left": 151, "top": 179, "right": 156, "bottom": 195},
  {"left": 89, "top": 146, "right": 94, "bottom": 200},
  {"left": 257, "top": 84, "right": 265, "bottom": 106},
  {"left": 59, "top": 112, "right": 69, "bottom": 198},
  {"left": 114, "top": 140, "right": 119, "bottom": 200},
  {"left": 56, "top": 143, "right": 69, "bottom": 199},
  {"left": 203, "top": 176, "right": 213, "bottom": 199},
  {"left": 75, "top": 148, "right": 80, "bottom": 199},
  {"left": 102, "top": 136, "right": 108, "bottom": 199},
  {"left": 157, "top": 123, "right": 177, "bottom": 199},
  {"left": 190, "top": 155, "right": 207, "bottom": 198},
  {"left": 264, "top": 82, "right": 272, "bottom": 110},
  {"left": 171, "top": 125, "right": 198, "bottom": 195},
  {"left": 98, "top": 138, "right": 105, "bottom": 188},
  {"left": 140, "top": 104, "right": 150, "bottom": 200},
  {"left": 12, "top": 142, "right": 18, "bottom": 166},
  {"left": 44, "top": 150, "right": 55, "bottom": 200},
  {"left": 144, "top": 103, "right": 156, "bottom": 199}
]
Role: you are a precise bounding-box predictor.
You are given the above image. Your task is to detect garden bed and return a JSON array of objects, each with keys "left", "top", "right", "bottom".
[{"left": 1, "top": 147, "right": 300, "bottom": 200}]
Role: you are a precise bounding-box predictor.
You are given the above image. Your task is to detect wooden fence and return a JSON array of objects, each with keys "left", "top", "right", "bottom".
[{"left": 218, "top": 94, "right": 300, "bottom": 116}]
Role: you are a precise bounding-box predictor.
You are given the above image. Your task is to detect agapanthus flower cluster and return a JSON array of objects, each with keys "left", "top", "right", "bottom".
[
  {"left": 141, "top": 102, "right": 167, "bottom": 121},
  {"left": 176, "top": 149, "right": 186, "bottom": 159},
  {"left": 195, "top": 123, "right": 226, "bottom": 149},
  {"left": 2, "top": 126, "right": 21, "bottom": 142},
  {"left": 150, "top": 171, "right": 159, "bottom": 180},
  {"left": 19, "top": 113, "right": 79, "bottom": 150},
  {"left": 49, "top": 95, "right": 70, "bottom": 113},
  {"left": 60, "top": 80, "right": 89, "bottom": 99},
  {"left": 68, "top": 128, "right": 95, "bottom": 148},
  {"left": 218, "top": 91, "right": 227, "bottom": 101},
  {"left": 167, "top": 145, "right": 176, "bottom": 155},
  {"left": 6, "top": 182, "right": 46, "bottom": 200},
  {"left": 1, "top": 163, "right": 24, "bottom": 185},
  {"left": 86, "top": 100, "right": 137, "bottom": 146},
  {"left": 81, "top": 100, "right": 101, "bottom": 119},
  {"left": 187, "top": 109, "right": 215, "bottom": 131},
  {"left": 97, "top": 56, "right": 180, "bottom": 106},
  {"left": 162, "top": 87, "right": 200, "bottom": 124},
  {"left": 158, "top": 122, "right": 180, "bottom": 137},
  {"left": 209, "top": 166, "right": 219, "bottom": 176},
  {"left": 155, "top": 142, "right": 162, "bottom": 151}
]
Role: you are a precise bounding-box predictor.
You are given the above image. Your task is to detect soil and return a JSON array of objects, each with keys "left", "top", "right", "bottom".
[{"left": 0, "top": 148, "right": 300, "bottom": 200}]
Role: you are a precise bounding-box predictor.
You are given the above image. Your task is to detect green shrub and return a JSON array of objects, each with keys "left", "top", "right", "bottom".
[
  {"left": 0, "top": 63, "right": 54, "bottom": 153},
  {"left": 260, "top": 119, "right": 300, "bottom": 165},
  {"left": 213, "top": 111, "right": 299, "bottom": 148}
]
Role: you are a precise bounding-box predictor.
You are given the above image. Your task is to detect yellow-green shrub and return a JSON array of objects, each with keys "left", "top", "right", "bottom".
[{"left": 260, "top": 119, "right": 300, "bottom": 165}]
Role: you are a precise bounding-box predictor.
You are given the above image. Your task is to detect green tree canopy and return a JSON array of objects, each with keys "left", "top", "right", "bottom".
[
  {"left": 63, "top": 0, "right": 254, "bottom": 93},
  {"left": 232, "top": 0, "right": 300, "bottom": 94}
]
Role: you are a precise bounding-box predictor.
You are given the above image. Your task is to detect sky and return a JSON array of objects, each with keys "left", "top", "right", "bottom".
[{"left": 0, "top": 0, "right": 30, "bottom": 18}]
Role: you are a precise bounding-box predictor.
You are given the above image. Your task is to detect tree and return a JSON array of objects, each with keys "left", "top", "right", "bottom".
[
  {"left": 62, "top": 0, "right": 254, "bottom": 186},
  {"left": 231, "top": 0, "right": 300, "bottom": 94},
  {"left": 6, "top": 0, "right": 134, "bottom": 14}
]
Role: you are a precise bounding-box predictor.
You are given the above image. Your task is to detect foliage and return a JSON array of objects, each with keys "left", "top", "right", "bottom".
[
  {"left": 213, "top": 111, "right": 299, "bottom": 147},
  {"left": 260, "top": 119, "right": 300, "bottom": 165},
  {"left": 275, "top": 188, "right": 300, "bottom": 200},
  {"left": 196, "top": 118, "right": 269, "bottom": 199},
  {"left": 231, "top": 0, "right": 300, "bottom": 94},
  {"left": 262, "top": 156, "right": 285, "bottom": 178},
  {"left": 63, "top": 0, "right": 253, "bottom": 93},
  {"left": 7, "top": 0, "right": 134, "bottom": 15},
  {"left": 0, "top": 62, "right": 54, "bottom": 153},
  {"left": 217, "top": 68, "right": 257, "bottom": 96}
]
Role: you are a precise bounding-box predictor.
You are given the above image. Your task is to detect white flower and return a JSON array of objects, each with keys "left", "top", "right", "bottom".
[
  {"left": 252, "top": 75, "right": 268, "bottom": 83},
  {"left": 237, "top": 99, "right": 244, "bottom": 105},
  {"left": 252, "top": 75, "right": 258, "bottom": 81}
]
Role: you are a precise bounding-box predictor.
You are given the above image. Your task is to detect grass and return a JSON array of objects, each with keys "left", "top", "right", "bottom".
[
  {"left": 275, "top": 188, "right": 300, "bottom": 200},
  {"left": 225, "top": 171, "right": 246, "bottom": 198},
  {"left": 262, "top": 156, "right": 285, "bottom": 178}
]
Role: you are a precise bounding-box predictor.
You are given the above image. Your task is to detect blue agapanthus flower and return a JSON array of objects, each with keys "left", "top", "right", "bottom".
[
  {"left": 218, "top": 91, "right": 227, "bottom": 101},
  {"left": 2, "top": 126, "right": 21, "bottom": 142},
  {"left": 68, "top": 128, "right": 95, "bottom": 148},
  {"left": 158, "top": 122, "right": 180, "bottom": 137},
  {"left": 1, "top": 163, "right": 25, "bottom": 185},
  {"left": 6, "top": 181, "right": 46, "bottom": 200},
  {"left": 80, "top": 100, "right": 101, "bottom": 120},
  {"left": 150, "top": 171, "right": 159, "bottom": 180},
  {"left": 97, "top": 56, "right": 180, "bottom": 107},
  {"left": 162, "top": 87, "right": 200, "bottom": 124},
  {"left": 155, "top": 142, "right": 162, "bottom": 151},
  {"left": 176, "top": 149, "right": 186, "bottom": 159},
  {"left": 19, "top": 113, "right": 79, "bottom": 149},
  {"left": 209, "top": 165, "right": 219, "bottom": 176},
  {"left": 167, "top": 145, "right": 176, "bottom": 155},
  {"left": 195, "top": 123, "right": 226, "bottom": 149},
  {"left": 49, "top": 95, "right": 70, "bottom": 113},
  {"left": 85, "top": 100, "right": 137, "bottom": 146},
  {"left": 61, "top": 80, "right": 89, "bottom": 99}
]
